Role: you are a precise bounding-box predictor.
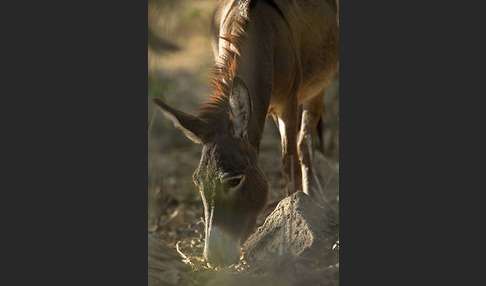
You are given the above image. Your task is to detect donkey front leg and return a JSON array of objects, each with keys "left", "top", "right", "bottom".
[
  {"left": 298, "top": 91, "right": 327, "bottom": 204},
  {"left": 273, "top": 107, "right": 303, "bottom": 197}
]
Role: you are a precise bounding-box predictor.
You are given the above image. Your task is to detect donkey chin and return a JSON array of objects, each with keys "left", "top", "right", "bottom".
[{"left": 203, "top": 226, "right": 240, "bottom": 267}]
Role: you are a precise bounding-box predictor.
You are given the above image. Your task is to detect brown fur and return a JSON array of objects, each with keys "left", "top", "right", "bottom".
[{"left": 154, "top": 0, "right": 339, "bottom": 266}]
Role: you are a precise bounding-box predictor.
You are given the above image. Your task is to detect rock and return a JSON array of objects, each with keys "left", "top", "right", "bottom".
[
  {"left": 148, "top": 234, "right": 192, "bottom": 286},
  {"left": 314, "top": 151, "right": 339, "bottom": 212},
  {"left": 243, "top": 191, "right": 339, "bottom": 266}
]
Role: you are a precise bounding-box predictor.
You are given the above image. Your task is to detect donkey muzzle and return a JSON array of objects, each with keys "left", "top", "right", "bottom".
[{"left": 203, "top": 226, "right": 240, "bottom": 267}]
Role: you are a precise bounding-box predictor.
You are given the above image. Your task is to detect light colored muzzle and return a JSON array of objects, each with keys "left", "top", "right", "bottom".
[{"left": 203, "top": 226, "right": 240, "bottom": 266}]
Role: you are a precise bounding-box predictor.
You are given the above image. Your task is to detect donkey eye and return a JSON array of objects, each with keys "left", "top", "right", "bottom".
[
  {"left": 224, "top": 175, "right": 244, "bottom": 191},
  {"left": 228, "top": 178, "right": 241, "bottom": 188}
]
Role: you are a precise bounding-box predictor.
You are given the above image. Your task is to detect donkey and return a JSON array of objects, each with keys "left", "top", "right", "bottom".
[{"left": 153, "top": 0, "right": 338, "bottom": 266}]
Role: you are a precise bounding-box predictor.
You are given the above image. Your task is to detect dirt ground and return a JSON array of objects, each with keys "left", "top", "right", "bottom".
[{"left": 148, "top": 0, "right": 339, "bottom": 285}]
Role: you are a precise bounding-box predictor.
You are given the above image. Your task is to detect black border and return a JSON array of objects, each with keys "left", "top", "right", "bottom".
[
  {"left": 341, "top": 0, "right": 484, "bottom": 285},
  {"left": 4, "top": 0, "right": 483, "bottom": 284},
  {"left": 4, "top": 1, "right": 148, "bottom": 284}
]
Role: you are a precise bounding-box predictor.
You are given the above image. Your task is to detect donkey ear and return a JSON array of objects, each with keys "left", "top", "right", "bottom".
[
  {"left": 229, "top": 76, "right": 252, "bottom": 139},
  {"left": 153, "top": 98, "right": 208, "bottom": 144}
]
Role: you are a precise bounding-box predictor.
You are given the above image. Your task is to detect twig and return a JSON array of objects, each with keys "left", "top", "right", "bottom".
[
  {"left": 148, "top": 105, "right": 158, "bottom": 140},
  {"left": 176, "top": 241, "right": 193, "bottom": 267}
]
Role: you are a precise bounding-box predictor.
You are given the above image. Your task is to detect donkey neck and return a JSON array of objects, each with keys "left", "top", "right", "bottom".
[
  {"left": 207, "top": 0, "right": 278, "bottom": 152},
  {"left": 234, "top": 46, "right": 273, "bottom": 151}
]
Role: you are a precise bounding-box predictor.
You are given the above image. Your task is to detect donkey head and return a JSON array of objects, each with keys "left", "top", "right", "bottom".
[{"left": 154, "top": 77, "right": 268, "bottom": 266}]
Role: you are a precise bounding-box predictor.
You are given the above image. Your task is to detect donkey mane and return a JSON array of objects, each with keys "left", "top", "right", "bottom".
[{"left": 196, "top": 2, "right": 251, "bottom": 130}]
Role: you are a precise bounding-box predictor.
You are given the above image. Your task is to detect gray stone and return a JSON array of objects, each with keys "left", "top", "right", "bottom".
[{"left": 243, "top": 191, "right": 339, "bottom": 265}]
